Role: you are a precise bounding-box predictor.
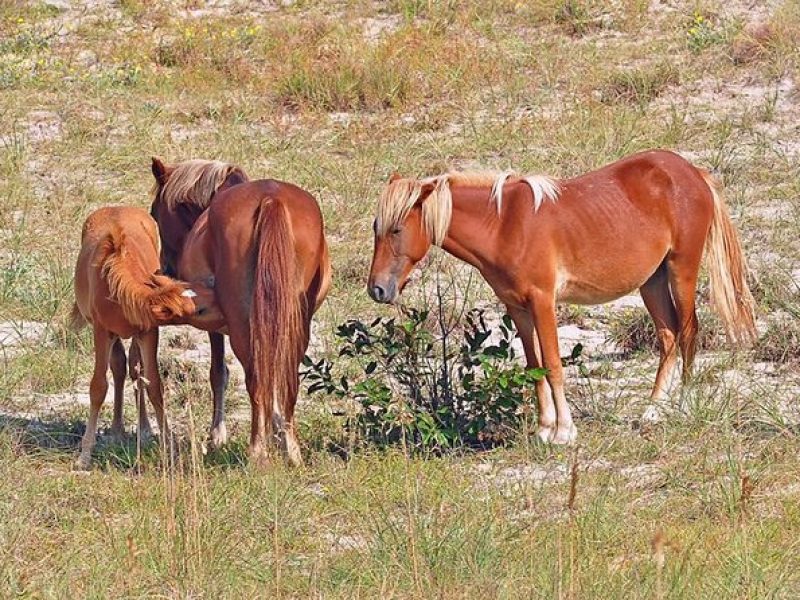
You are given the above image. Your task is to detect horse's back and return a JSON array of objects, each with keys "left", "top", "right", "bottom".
[
  {"left": 504, "top": 150, "right": 715, "bottom": 304},
  {"left": 209, "top": 178, "right": 326, "bottom": 272},
  {"left": 75, "top": 206, "right": 161, "bottom": 336},
  {"left": 81, "top": 206, "right": 159, "bottom": 252}
]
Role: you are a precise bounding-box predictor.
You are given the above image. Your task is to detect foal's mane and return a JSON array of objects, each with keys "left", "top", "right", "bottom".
[
  {"left": 375, "top": 170, "right": 560, "bottom": 246},
  {"left": 153, "top": 159, "right": 248, "bottom": 210},
  {"left": 96, "top": 228, "right": 190, "bottom": 329}
]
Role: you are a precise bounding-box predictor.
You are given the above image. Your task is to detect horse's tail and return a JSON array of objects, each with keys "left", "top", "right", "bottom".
[
  {"left": 314, "top": 238, "right": 333, "bottom": 312},
  {"left": 701, "top": 170, "right": 757, "bottom": 346},
  {"left": 69, "top": 302, "right": 86, "bottom": 331},
  {"left": 250, "top": 197, "right": 304, "bottom": 441}
]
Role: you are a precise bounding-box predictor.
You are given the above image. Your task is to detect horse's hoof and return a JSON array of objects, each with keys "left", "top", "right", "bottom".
[
  {"left": 74, "top": 454, "right": 92, "bottom": 471},
  {"left": 537, "top": 426, "right": 555, "bottom": 443},
  {"left": 209, "top": 424, "right": 228, "bottom": 450},
  {"left": 109, "top": 427, "right": 126, "bottom": 444},
  {"left": 247, "top": 444, "right": 271, "bottom": 469},
  {"left": 641, "top": 404, "right": 663, "bottom": 424},
  {"left": 551, "top": 424, "right": 578, "bottom": 445},
  {"left": 285, "top": 440, "right": 304, "bottom": 468}
]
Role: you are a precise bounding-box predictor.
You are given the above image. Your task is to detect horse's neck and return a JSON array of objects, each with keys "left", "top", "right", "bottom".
[{"left": 440, "top": 186, "right": 499, "bottom": 272}]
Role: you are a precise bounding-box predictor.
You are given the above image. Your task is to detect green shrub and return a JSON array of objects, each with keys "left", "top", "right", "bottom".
[{"left": 302, "top": 308, "right": 545, "bottom": 453}]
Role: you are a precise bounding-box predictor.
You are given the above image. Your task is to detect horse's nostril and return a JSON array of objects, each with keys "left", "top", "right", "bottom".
[{"left": 371, "top": 285, "right": 385, "bottom": 302}]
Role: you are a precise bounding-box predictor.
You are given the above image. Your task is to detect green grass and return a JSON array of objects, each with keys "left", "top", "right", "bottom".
[{"left": 0, "top": 0, "right": 799, "bottom": 596}]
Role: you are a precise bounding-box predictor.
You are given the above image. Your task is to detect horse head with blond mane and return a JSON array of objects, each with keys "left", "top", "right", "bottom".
[
  {"left": 368, "top": 170, "right": 560, "bottom": 303},
  {"left": 149, "top": 157, "right": 249, "bottom": 275}
]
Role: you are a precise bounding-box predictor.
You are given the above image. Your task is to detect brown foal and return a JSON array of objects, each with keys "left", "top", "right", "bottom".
[{"left": 72, "top": 206, "right": 218, "bottom": 468}]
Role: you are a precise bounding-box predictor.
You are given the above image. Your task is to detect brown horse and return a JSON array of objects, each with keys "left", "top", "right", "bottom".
[
  {"left": 368, "top": 150, "right": 757, "bottom": 444},
  {"left": 150, "top": 158, "right": 331, "bottom": 465},
  {"left": 72, "top": 206, "right": 219, "bottom": 469},
  {"left": 149, "top": 159, "right": 247, "bottom": 449}
]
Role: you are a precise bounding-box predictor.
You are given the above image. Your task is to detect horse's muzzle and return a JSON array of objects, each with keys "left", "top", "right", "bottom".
[{"left": 368, "top": 280, "right": 396, "bottom": 304}]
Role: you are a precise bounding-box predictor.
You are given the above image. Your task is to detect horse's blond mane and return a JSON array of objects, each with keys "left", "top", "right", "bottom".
[
  {"left": 154, "top": 159, "right": 247, "bottom": 210},
  {"left": 97, "top": 230, "right": 190, "bottom": 329},
  {"left": 375, "top": 170, "right": 560, "bottom": 246}
]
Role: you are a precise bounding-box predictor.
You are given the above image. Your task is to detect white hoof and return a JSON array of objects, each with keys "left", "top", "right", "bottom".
[
  {"left": 209, "top": 423, "right": 228, "bottom": 449},
  {"left": 641, "top": 404, "right": 663, "bottom": 424},
  {"left": 551, "top": 423, "right": 578, "bottom": 445},
  {"left": 537, "top": 426, "right": 555, "bottom": 443},
  {"left": 285, "top": 435, "right": 304, "bottom": 467}
]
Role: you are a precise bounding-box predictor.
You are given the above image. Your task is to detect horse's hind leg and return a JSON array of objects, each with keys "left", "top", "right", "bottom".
[
  {"left": 639, "top": 263, "right": 680, "bottom": 422},
  {"left": 667, "top": 250, "right": 702, "bottom": 383},
  {"left": 208, "top": 331, "right": 229, "bottom": 449},
  {"left": 243, "top": 366, "right": 269, "bottom": 465},
  {"left": 279, "top": 314, "right": 311, "bottom": 467},
  {"left": 109, "top": 338, "right": 127, "bottom": 441},
  {"left": 76, "top": 328, "right": 114, "bottom": 470},
  {"left": 229, "top": 324, "right": 269, "bottom": 464}
]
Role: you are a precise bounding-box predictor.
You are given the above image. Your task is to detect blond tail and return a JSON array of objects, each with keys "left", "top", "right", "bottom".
[{"left": 702, "top": 171, "right": 757, "bottom": 347}]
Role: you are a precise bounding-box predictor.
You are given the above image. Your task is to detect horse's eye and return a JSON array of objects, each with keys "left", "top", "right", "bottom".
[{"left": 391, "top": 227, "right": 402, "bottom": 235}]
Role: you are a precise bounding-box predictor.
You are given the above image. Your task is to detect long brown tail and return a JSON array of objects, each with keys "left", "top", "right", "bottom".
[
  {"left": 701, "top": 170, "right": 757, "bottom": 347},
  {"left": 250, "top": 198, "right": 304, "bottom": 436}
]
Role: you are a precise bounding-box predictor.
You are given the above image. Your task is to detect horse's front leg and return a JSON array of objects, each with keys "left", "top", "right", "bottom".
[
  {"left": 507, "top": 306, "right": 557, "bottom": 443},
  {"left": 208, "top": 331, "right": 229, "bottom": 449},
  {"left": 529, "top": 292, "right": 577, "bottom": 445},
  {"left": 137, "top": 329, "right": 175, "bottom": 462}
]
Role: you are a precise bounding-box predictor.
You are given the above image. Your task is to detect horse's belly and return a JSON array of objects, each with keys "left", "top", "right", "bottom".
[{"left": 556, "top": 269, "right": 653, "bottom": 305}]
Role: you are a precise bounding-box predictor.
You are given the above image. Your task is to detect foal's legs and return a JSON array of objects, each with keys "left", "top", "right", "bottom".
[
  {"left": 507, "top": 306, "right": 557, "bottom": 443},
  {"left": 529, "top": 291, "right": 577, "bottom": 444},
  {"left": 76, "top": 327, "right": 114, "bottom": 469},
  {"left": 136, "top": 329, "right": 172, "bottom": 457},
  {"left": 128, "top": 338, "right": 153, "bottom": 441},
  {"left": 208, "top": 331, "right": 229, "bottom": 449},
  {"left": 109, "top": 338, "right": 127, "bottom": 440}
]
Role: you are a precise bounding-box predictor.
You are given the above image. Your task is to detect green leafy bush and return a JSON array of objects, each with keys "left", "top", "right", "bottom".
[{"left": 302, "top": 308, "right": 546, "bottom": 453}]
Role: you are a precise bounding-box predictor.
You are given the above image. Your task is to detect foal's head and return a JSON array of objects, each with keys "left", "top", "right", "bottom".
[
  {"left": 368, "top": 174, "right": 451, "bottom": 304},
  {"left": 147, "top": 273, "right": 220, "bottom": 326}
]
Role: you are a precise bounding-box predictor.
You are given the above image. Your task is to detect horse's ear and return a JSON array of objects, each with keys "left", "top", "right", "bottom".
[
  {"left": 417, "top": 179, "right": 437, "bottom": 202},
  {"left": 388, "top": 172, "right": 402, "bottom": 183},
  {"left": 151, "top": 157, "right": 172, "bottom": 185}
]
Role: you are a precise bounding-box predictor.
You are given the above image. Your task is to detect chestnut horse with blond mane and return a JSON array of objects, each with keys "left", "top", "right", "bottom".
[
  {"left": 72, "top": 206, "right": 218, "bottom": 469},
  {"left": 149, "top": 158, "right": 331, "bottom": 464},
  {"left": 368, "top": 150, "right": 756, "bottom": 444}
]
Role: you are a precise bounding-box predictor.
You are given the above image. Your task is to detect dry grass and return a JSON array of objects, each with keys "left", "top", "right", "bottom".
[{"left": 1, "top": 0, "right": 799, "bottom": 596}]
